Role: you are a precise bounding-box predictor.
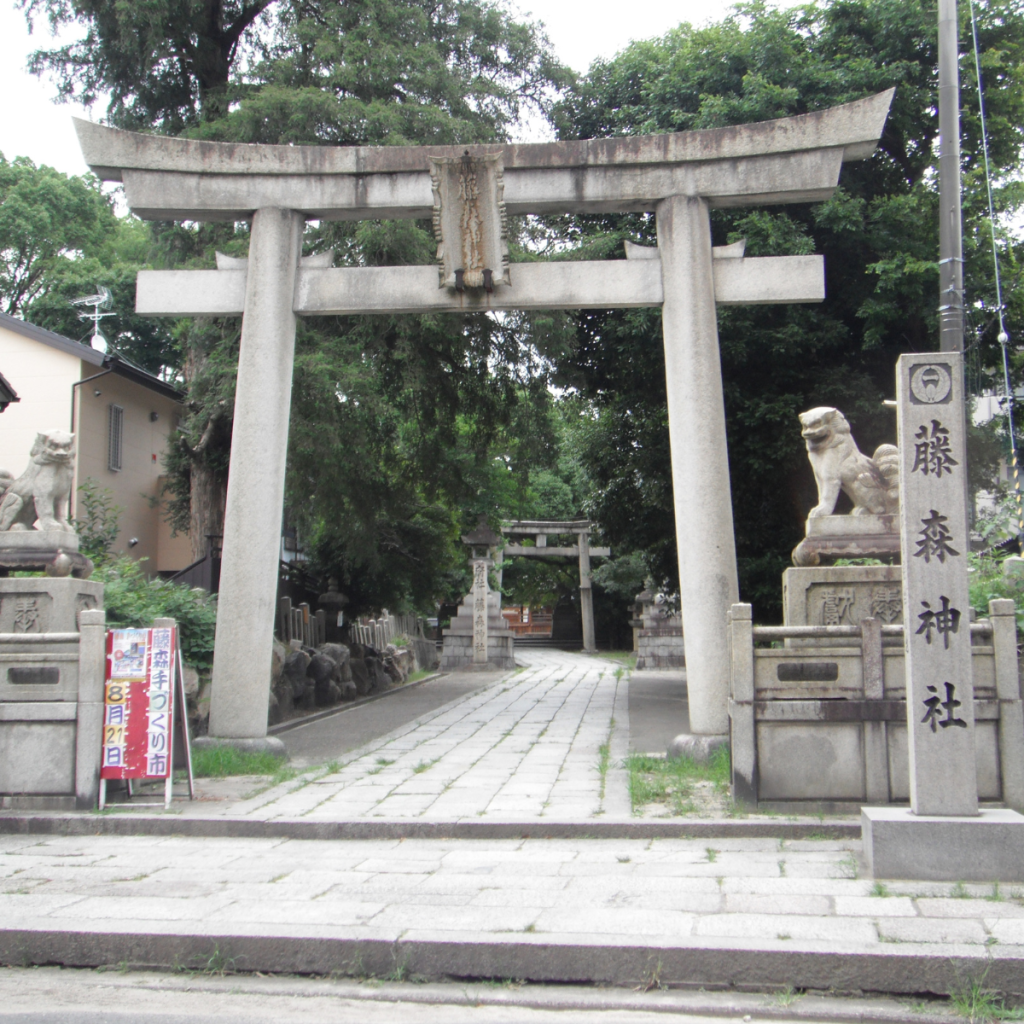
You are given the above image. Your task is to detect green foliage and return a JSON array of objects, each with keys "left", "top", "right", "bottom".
[
  {"left": 92, "top": 557, "right": 218, "bottom": 670},
  {"left": 0, "top": 153, "right": 113, "bottom": 316},
  {"left": 0, "top": 152, "right": 176, "bottom": 371},
  {"left": 72, "top": 479, "right": 122, "bottom": 563},
  {"left": 591, "top": 553, "right": 649, "bottom": 600},
  {"left": 549, "top": 0, "right": 1024, "bottom": 616},
  {"left": 968, "top": 553, "right": 1024, "bottom": 633},
  {"left": 21, "top": 0, "right": 571, "bottom": 605}
]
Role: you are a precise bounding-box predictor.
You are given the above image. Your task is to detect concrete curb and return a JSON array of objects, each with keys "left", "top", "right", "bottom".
[
  {"left": 0, "top": 814, "right": 860, "bottom": 841},
  {"left": 267, "top": 671, "right": 445, "bottom": 736},
  {"left": 0, "top": 927, "right": 1019, "bottom": 997}
]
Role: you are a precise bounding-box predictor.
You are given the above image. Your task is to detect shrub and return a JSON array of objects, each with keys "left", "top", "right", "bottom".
[
  {"left": 92, "top": 557, "right": 218, "bottom": 670},
  {"left": 968, "top": 553, "right": 1024, "bottom": 636}
]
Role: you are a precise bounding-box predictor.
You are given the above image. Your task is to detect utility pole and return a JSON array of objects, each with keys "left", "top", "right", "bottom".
[{"left": 938, "top": 0, "right": 965, "bottom": 353}]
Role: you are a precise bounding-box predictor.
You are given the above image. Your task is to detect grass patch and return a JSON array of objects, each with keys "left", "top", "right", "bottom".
[
  {"left": 600, "top": 650, "right": 637, "bottom": 670},
  {"left": 625, "top": 746, "right": 730, "bottom": 815},
  {"left": 191, "top": 745, "right": 287, "bottom": 778}
]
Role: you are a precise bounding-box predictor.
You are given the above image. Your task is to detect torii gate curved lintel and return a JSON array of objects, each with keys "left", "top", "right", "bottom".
[{"left": 74, "top": 90, "right": 893, "bottom": 749}]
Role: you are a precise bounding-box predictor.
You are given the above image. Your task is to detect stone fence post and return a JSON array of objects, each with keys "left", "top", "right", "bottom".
[
  {"left": 75, "top": 608, "right": 106, "bottom": 810},
  {"left": 991, "top": 598, "right": 1024, "bottom": 811},
  {"left": 727, "top": 603, "right": 755, "bottom": 808}
]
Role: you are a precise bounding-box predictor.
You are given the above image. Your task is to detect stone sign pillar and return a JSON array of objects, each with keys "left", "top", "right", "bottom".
[
  {"left": 898, "top": 353, "right": 977, "bottom": 815},
  {"left": 863, "top": 352, "right": 1024, "bottom": 881},
  {"left": 657, "top": 193, "right": 738, "bottom": 738},
  {"left": 205, "top": 207, "right": 302, "bottom": 751},
  {"left": 472, "top": 558, "right": 489, "bottom": 666}
]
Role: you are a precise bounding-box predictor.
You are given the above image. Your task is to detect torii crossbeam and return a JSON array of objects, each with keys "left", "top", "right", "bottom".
[{"left": 75, "top": 89, "right": 893, "bottom": 751}]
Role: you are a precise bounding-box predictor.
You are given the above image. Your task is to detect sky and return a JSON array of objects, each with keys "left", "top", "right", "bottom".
[{"left": 0, "top": 0, "right": 740, "bottom": 177}]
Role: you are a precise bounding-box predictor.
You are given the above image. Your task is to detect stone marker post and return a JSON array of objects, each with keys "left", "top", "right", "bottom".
[
  {"left": 897, "top": 353, "right": 977, "bottom": 815},
  {"left": 472, "top": 559, "right": 490, "bottom": 666},
  {"left": 206, "top": 208, "right": 302, "bottom": 750}
]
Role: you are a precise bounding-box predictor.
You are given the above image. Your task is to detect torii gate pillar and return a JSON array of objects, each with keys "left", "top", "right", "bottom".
[
  {"left": 658, "top": 194, "right": 737, "bottom": 736},
  {"left": 207, "top": 208, "right": 302, "bottom": 749}
]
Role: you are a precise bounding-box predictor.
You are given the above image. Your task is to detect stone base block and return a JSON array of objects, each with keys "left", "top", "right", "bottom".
[
  {"left": 0, "top": 794, "right": 76, "bottom": 811},
  {"left": 863, "top": 806, "right": 1024, "bottom": 881},
  {"left": 193, "top": 735, "right": 287, "bottom": 758},
  {"left": 668, "top": 733, "right": 729, "bottom": 763},
  {"left": 439, "top": 633, "right": 515, "bottom": 672},
  {"left": 636, "top": 627, "right": 685, "bottom": 671}
]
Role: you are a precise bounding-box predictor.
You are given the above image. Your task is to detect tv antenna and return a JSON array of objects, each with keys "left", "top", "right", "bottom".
[{"left": 70, "top": 286, "right": 114, "bottom": 354}]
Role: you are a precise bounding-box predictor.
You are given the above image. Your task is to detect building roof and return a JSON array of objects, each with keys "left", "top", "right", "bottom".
[
  {"left": 0, "top": 310, "right": 183, "bottom": 403},
  {"left": 0, "top": 370, "right": 19, "bottom": 412}
]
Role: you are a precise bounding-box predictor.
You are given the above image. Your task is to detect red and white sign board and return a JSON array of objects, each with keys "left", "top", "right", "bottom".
[{"left": 99, "top": 626, "right": 191, "bottom": 809}]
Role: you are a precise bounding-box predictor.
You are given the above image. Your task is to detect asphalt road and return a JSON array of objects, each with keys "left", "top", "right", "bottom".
[
  {"left": 277, "top": 667, "right": 506, "bottom": 766},
  {"left": 627, "top": 669, "right": 689, "bottom": 754},
  {"left": 0, "top": 968, "right": 894, "bottom": 1024}
]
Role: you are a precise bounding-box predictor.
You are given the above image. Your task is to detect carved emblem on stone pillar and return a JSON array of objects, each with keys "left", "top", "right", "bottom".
[{"left": 430, "top": 152, "right": 510, "bottom": 293}]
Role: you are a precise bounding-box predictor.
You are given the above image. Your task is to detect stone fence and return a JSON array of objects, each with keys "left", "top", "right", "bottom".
[
  {"left": 277, "top": 597, "right": 325, "bottom": 648},
  {"left": 728, "top": 600, "right": 1024, "bottom": 813}
]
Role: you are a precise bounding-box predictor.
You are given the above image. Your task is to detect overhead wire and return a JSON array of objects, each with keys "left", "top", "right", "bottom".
[{"left": 967, "top": 0, "right": 1024, "bottom": 540}]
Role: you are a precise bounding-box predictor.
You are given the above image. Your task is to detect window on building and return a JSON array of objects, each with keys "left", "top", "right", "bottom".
[{"left": 108, "top": 404, "right": 124, "bottom": 472}]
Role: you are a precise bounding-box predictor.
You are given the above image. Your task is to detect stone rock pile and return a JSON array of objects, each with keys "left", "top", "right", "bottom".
[{"left": 265, "top": 637, "right": 435, "bottom": 726}]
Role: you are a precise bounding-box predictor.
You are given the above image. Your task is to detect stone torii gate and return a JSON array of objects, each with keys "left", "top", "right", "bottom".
[
  {"left": 500, "top": 519, "right": 610, "bottom": 654},
  {"left": 75, "top": 90, "right": 892, "bottom": 751}
]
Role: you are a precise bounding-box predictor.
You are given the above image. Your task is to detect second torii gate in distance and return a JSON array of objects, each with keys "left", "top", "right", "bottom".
[
  {"left": 500, "top": 520, "right": 610, "bottom": 654},
  {"left": 74, "top": 88, "right": 892, "bottom": 751}
]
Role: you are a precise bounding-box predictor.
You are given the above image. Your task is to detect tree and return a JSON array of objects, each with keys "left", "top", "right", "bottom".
[
  {"left": 549, "top": 0, "right": 1024, "bottom": 618},
  {"left": 0, "top": 154, "right": 175, "bottom": 373},
  {"left": 24, "top": 0, "right": 570, "bottom": 602},
  {"left": 20, "top": 0, "right": 276, "bottom": 129},
  {"left": 0, "top": 154, "right": 114, "bottom": 317}
]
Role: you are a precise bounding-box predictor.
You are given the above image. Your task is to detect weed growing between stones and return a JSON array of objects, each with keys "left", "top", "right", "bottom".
[
  {"left": 773, "top": 986, "right": 803, "bottom": 1006},
  {"left": 949, "top": 967, "right": 1024, "bottom": 1022},
  {"left": 625, "top": 746, "right": 730, "bottom": 816},
  {"left": 871, "top": 881, "right": 891, "bottom": 897},
  {"left": 597, "top": 743, "right": 610, "bottom": 799}
]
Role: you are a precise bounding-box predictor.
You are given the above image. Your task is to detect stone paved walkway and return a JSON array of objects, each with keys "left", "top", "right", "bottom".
[
  {"left": 214, "top": 650, "right": 630, "bottom": 822},
  {"left": 1, "top": 832, "right": 1022, "bottom": 984}
]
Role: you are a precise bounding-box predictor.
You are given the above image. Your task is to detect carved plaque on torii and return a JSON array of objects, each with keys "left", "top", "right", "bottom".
[{"left": 430, "top": 152, "right": 510, "bottom": 293}]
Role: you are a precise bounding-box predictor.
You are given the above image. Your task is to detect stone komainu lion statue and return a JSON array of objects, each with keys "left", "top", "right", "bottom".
[
  {"left": 799, "top": 407, "right": 899, "bottom": 517},
  {"left": 0, "top": 430, "right": 76, "bottom": 532}
]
